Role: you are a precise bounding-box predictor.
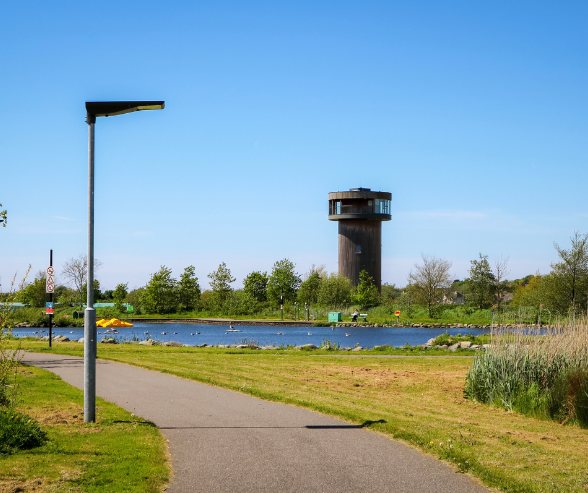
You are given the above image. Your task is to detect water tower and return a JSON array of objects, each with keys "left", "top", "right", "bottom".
[{"left": 328, "top": 188, "right": 391, "bottom": 291}]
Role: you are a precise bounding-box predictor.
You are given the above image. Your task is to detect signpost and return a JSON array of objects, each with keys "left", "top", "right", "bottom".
[
  {"left": 395, "top": 310, "right": 401, "bottom": 323},
  {"left": 46, "top": 251, "right": 54, "bottom": 347}
]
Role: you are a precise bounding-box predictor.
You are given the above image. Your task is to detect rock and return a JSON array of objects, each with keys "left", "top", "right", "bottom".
[
  {"left": 139, "top": 339, "right": 156, "bottom": 345},
  {"left": 482, "top": 344, "right": 491, "bottom": 349},
  {"left": 235, "top": 344, "right": 248, "bottom": 349},
  {"left": 100, "top": 338, "right": 117, "bottom": 344},
  {"left": 55, "top": 336, "right": 70, "bottom": 342},
  {"left": 460, "top": 341, "right": 472, "bottom": 348},
  {"left": 78, "top": 338, "right": 85, "bottom": 343},
  {"left": 352, "top": 346, "right": 363, "bottom": 351},
  {"left": 296, "top": 344, "right": 318, "bottom": 350},
  {"left": 448, "top": 343, "right": 460, "bottom": 352},
  {"left": 340, "top": 347, "right": 352, "bottom": 351},
  {"left": 164, "top": 341, "right": 183, "bottom": 347},
  {"left": 217, "top": 344, "right": 230, "bottom": 348},
  {"left": 470, "top": 344, "right": 481, "bottom": 349},
  {"left": 374, "top": 323, "right": 379, "bottom": 327}
]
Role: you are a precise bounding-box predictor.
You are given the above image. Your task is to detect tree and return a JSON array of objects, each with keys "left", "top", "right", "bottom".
[
  {"left": 467, "top": 253, "right": 495, "bottom": 309},
  {"left": 493, "top": 256, "right": 510, "bottom": 309},
  {"left": 207, "top": 262, "right": 235, "bottom": 308},
  {"left": 243, "top": 271, "right": 268, "bottom": 302},
  {"left": 317, "top": 273, "right": 353, "bottom": 308},
  {"left": 354, "top": 270, "right": 379, "bottom": 309},
  {"left": 141, "top": 266, "right": 178, "bottom": 314},
  {"left": 126, "top": 287, "right": 145, "bottom": 314},
  {"left": 56, "top": 287, "right": 77, "bottom": 306},
  {"left": 61, "top": 255, "right": 102, "bottom": 307},
  {"left": 0, "top": 203, "right": 6, "bottom": 227},
  {"left": 112, "top": 283, "right": 128, "bottom": 311},
  {"left": 380, "top": 283, "right": 402, "bottom": 304},
  {"left": 177, "top": 266, "right": 201, "bottom": 311},
  {"left": 20, "top": 272, "right": 48, "bottom": 308},
  {"left": 82, "top": 280, "right": 101, "bottom": 304},
  {"left": 297, "top": 265, "right": 324, "bottom": 305},
  {"left": 267, "top": 259, "right": 301, "bottom": 306},
  {"left": 408, "top": 254, "right": 452, "bottom": 317},
  {"left": 550, "top": 231, "right": 588, "bottom": 313}
]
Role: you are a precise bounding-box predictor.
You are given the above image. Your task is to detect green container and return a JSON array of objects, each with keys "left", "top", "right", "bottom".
[{"left": 328, "top": 312, "right": 342, "bottom": 322}]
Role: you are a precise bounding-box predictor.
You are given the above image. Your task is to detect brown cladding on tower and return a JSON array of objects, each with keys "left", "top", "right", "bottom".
[{"left": 328, "top": 188, "right": 391, "bottom": 291}]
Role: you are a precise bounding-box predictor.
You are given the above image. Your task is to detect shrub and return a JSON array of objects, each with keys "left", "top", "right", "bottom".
[
  {"left": 465, "top": 320, "right": 588, "bottom": 427},
  {"left": 0, "top": 407, "right": 46, "bottom": 454}
]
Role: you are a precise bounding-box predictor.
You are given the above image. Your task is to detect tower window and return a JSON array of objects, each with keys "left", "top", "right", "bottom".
[{"left": 355, "top": 245, "right": 361, "bottom": 253}]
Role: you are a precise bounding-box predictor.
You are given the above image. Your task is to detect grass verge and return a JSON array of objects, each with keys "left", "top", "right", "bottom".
[
  {"left": 0, "top": 364, "right": 169, "bottom": 493},
  {"left": 13, "top": 341, "right": 588, "bottom": 493}
]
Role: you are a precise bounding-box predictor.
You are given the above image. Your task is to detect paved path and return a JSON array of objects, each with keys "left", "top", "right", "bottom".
[{"left": 22, "top": 353, "right": 490, "bottom": 493}]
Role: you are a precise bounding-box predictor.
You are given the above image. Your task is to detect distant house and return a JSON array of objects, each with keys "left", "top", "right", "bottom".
[{"left": 443, "top": 291, "right": 464, "bottom": 305}]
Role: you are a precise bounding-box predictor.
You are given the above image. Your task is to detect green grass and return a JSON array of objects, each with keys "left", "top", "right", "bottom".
[
  {"left": 0, "top": 364, "right": 169, "bottom": 492},
  {"left": 12, "top": 340, "right": 588, "bottom": 493},
  {"left": 466, "top": 322, "right": 588, "bottom": 427}
]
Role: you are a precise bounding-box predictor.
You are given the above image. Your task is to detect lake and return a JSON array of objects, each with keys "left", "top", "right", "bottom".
[{"left": 12, "top": 323, "right": 489, "bottom": 348}]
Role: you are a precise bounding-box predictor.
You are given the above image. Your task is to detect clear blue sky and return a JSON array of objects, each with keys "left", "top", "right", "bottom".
[{"left": 1, "top": 1, "right": 587, "bottom": 292}]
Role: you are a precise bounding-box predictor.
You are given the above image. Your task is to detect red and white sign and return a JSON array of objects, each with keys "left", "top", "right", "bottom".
[{"left": 46, "top": 269, "right": 55, "bottom": 294}]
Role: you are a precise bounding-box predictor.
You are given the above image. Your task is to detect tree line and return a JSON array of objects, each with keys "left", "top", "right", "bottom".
[{"left": 13, "top": 231, "right": 588, "bottom": 318}]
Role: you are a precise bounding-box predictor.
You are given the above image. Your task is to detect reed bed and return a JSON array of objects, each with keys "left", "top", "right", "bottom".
[{"left": 465, "top": 318, "right": 588, "bottom": 427}]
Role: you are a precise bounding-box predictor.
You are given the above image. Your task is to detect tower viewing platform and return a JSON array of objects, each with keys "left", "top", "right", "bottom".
[{"left": 328, "top": 188, "right": 392, "bottom": 291}]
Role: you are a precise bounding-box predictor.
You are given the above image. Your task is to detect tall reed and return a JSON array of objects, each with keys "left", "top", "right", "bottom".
[{"left": 465, "top": 318, "right": 588, "bottom": 427}]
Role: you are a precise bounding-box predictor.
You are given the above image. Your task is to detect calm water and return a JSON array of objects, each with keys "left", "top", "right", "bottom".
[{"left": 12, "top": 323, "right": 488, "bottom": 348}]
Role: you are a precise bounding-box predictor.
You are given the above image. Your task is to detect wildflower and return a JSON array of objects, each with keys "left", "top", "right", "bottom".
[
  {"left": 447, "top": 439, "right": 451, "bottom": 442},
  {"left": 450, "top": 445, "right": 453, "bottom": 449},
  {"left": 430, "top": 441, "right": 434, "bottom": 444},
  {"left": 439, "top": 443, "right": 443, "bottom": 446}
]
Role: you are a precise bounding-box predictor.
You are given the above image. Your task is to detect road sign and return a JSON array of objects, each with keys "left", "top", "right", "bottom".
[
  {"left": 46, "top": 302, "right": 54, "bottom": 314},
  {"left": 47, "top": 266, "right": 54, "bottom": 276},
  {"left": 46, "top": 274, "right": 55, "bottom": 293},
  {"left": 395, "top": 310, "right": 401, "bottom": 316}
]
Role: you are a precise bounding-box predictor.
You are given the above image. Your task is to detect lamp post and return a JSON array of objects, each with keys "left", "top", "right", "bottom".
[{"left": 84, "top": 101, "right": 164, "bottom": 423}]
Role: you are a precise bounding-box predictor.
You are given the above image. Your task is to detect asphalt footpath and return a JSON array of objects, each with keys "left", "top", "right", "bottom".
[{"left": 22, "top": 352, "right": 490, "bottom": 493}]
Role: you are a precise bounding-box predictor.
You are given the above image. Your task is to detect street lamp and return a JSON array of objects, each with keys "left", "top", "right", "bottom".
[{"left": 84, "top": 101, "right": 164, "bottom": 423}]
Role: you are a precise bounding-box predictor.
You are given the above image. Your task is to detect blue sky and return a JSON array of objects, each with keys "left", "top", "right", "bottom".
[{"left": 1, "top": 1, "right": 587, "bottom": 292}]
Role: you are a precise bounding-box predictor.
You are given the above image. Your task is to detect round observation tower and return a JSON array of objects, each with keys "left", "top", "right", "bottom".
[{"left": 328, "top": 188, "right": 391, "bottom": 291}]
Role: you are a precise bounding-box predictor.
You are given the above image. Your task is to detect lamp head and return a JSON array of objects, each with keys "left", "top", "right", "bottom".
[{"left": 86, "top": 101, "right": 165, "bottom": 123}]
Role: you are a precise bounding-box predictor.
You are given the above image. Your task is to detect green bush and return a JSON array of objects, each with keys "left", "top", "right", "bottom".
[
  {"left": 465, "top": 322, "right": 588, "bottom": 428},
  {"left": 0, "top": 407, "right": 46, "bottom": 454}
]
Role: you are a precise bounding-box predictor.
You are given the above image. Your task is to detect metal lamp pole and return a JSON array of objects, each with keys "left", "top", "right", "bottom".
[{"left": 84, "top": 101, "right": 164, "bottom": 423}]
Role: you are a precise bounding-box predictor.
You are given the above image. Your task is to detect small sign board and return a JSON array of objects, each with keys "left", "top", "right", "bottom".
[
  {"left": 46, "top": 302, "right": 54, "bottom": 315},
  {"left": 395, "top": 310, "right": 401, "bottom": 316},
  {"left": 46, "top": 269, "right": 55, "bottom": 293}
]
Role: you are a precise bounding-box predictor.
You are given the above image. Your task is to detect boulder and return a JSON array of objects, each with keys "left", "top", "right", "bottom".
[
  {"left": 296, "top": 344, "right": 317, "bottom": 350},
  {"left": 100, "top": 338, "right": 117, "bottom": 344},
  {"left": 78, "top": 338, "right": 85, "bottom": 343},
  {"left": 139, "top": 339, "right": 156, "bottom": 345},
  {"left": 448, "top": 343, "right": 460, "bottom": 352},
  {"left": 55, "top": 336, "right": 69, "bottom": 342},
  {"left": 340, "top": 347, "right": 352, "bottom": 351},
  {"left": 460, "top": 341, "right": 472, "bottom": 348},
  {"left": 164, "top": 341, "right": 183, "bottom": 347},
  {"left": 352, "top": 346, "right": 364, "bottom": 351},
  {"left": 235, "top": 344, "right": 248, "bottom": 349}
]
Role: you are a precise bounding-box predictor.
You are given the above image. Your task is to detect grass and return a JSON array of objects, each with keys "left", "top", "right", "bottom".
[
  {"left": 466, "top": 319, "right": 588, "bottom": 427},
  {"left": 0, "top": 364, "right": 169, "bottom": 493},
  {"left": 11, "top": 340, "right": 588, "bottom": 493}
]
